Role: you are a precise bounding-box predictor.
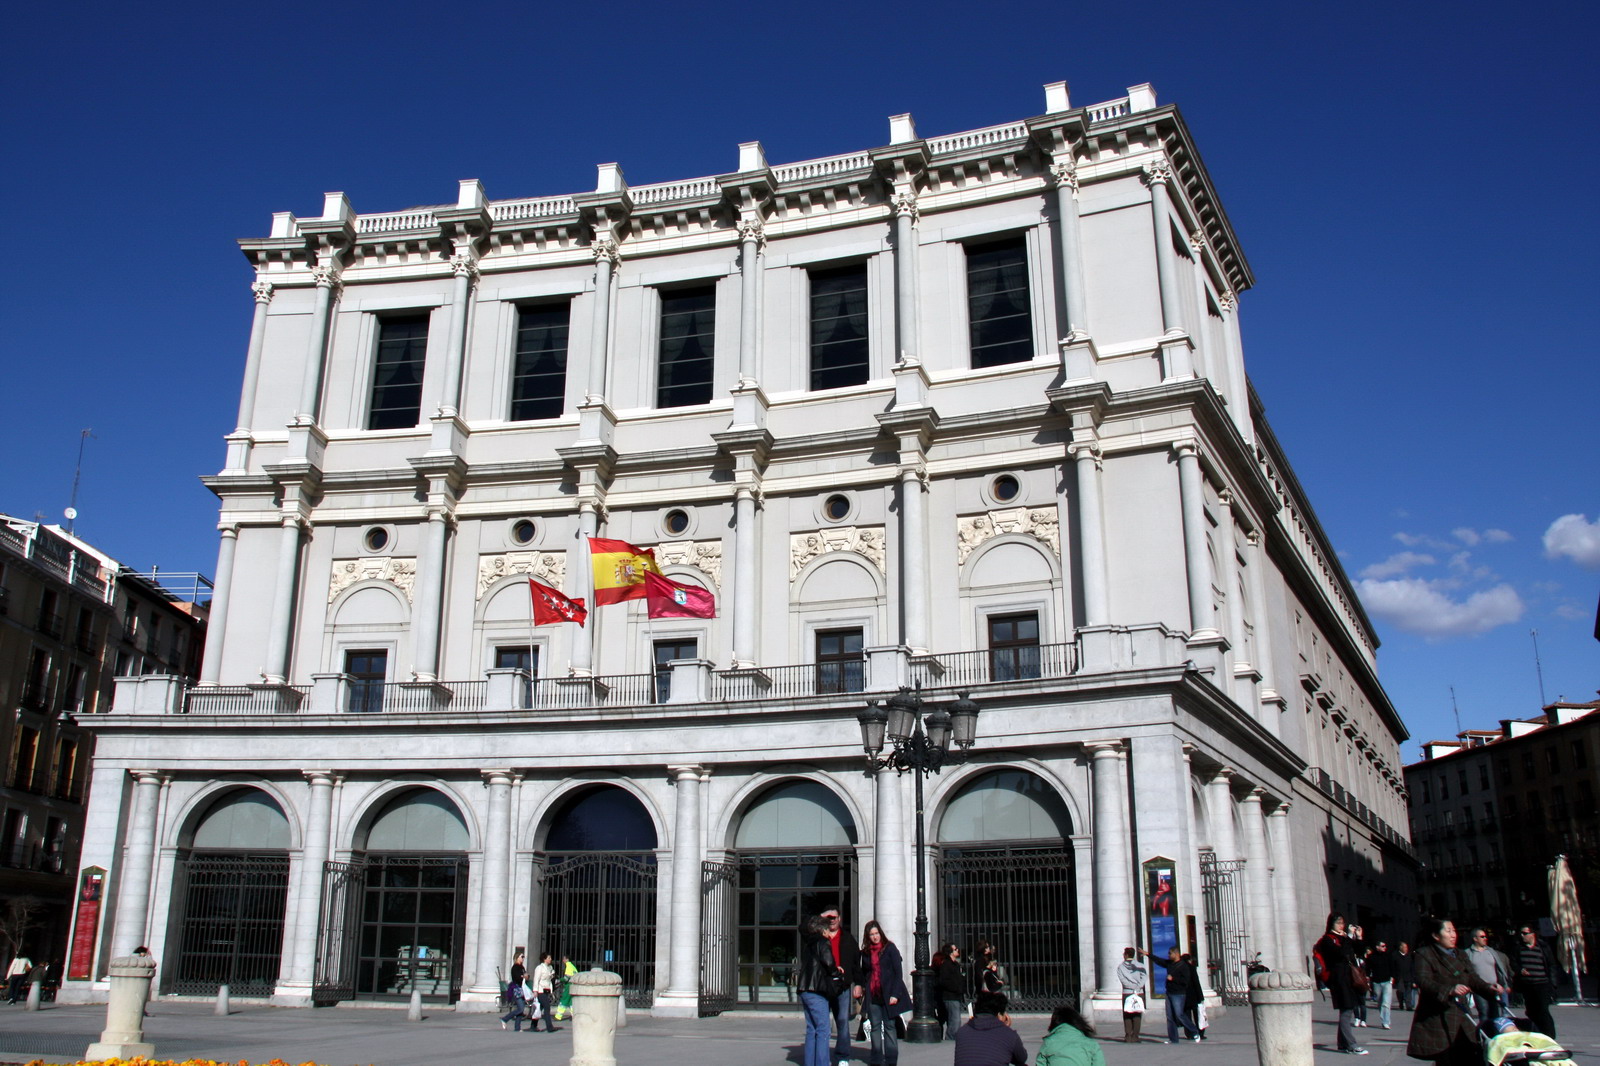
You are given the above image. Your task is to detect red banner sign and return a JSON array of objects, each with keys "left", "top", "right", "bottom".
[{"left": 67, "top": 867, "right": 105, "bottom": 980}]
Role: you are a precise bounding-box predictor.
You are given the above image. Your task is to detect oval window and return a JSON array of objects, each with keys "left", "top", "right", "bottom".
[
  {"left": 511, "top": 519, "right": 537, "bottom": 545},
  {"left": 991, "top": 474, "right": 1021, "bottom": 503},
  {"left": 663, "top": 509, "right": 690, "bottom": 537},
  {"left": 364, "top": 527, "right": 389, "bottom": 552},
  {"left": 824, "top": 495, "right": 851, "bottom": 522}
]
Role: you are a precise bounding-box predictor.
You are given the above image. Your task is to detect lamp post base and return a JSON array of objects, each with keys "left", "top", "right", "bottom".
[
  {"left": 905, "top": 1014, "right": 944, "bottom": 1043},
  {"left": 905, "top": 966, "right": 943, "bottom": 1043}
]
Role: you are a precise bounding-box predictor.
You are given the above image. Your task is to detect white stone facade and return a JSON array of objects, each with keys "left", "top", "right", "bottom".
[{"left": 71, "top": 81, "right": 1414, "bottom": 1021}]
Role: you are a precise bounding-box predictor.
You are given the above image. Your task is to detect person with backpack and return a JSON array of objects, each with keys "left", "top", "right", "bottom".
[{"left": 1313, "top": 913, "right": 1368, "bottom": 1055}]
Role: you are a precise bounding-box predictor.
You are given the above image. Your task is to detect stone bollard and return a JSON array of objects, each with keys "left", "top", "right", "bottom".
[
  {"left": 24, "top": 980, "right": 42, "bottom": 1011},
  {"left": 1248, "top": 969, "right": 1314, "bottom": 1066},
  {"left": 569, "top": 967, "right": 623, "bottom": 1066},
  {"left": 615, "top": 990, "right": 627, "bottom": 1029},
  {"left": 407, "top": 989, "right": 423, "bottom": 1021},
  {"left": 85, "top": 954, "right": 157, "bottom": 1061},
  {"left": 215, "top": 984, "right": 231, "bottom": 1016}
]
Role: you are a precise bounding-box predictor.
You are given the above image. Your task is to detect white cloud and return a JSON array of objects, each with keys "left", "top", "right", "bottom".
[
  {"left": 1355, "top": 578, "right": 1525, "bottom": 640},
  {"left": 1448, "top": 551, "right": 1473, "bottom": 570},
  {"left": 1543, "top": 514, "right": 1600, "bottom": 570},
  {"left": 1484, "top": 529, "right": 1514, "bottom": 543},
  {"left": 1360, "top": 551, "right": 1436, "bottom": 579},
  {"left": 1553, "top": 603, "right": 1588, "bottom": 621},
  {"left": 1453, "top": 528, "right": 1480, "bottom": 546}
]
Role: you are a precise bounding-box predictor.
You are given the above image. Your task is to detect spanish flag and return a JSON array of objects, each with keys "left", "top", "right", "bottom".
[{"left": 588, "top": 537, "right": 663, "bottom": 605}]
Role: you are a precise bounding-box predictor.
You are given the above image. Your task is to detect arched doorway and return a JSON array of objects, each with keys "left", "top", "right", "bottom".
[
  {"left": 314, "top": 788, "right": 470, "bottom": 1003},
  {"left": 538, "top": 786, "right": 659, "bottom": 1006},
  {"left": 706, "top": 779, "right": 858, "bottom": 1010},
  {"left": 168, "top": 788, "right": 291, "bottom": 996},
  {"left": 935, "top": 768, "right": 1078, "bottom": 1009}
]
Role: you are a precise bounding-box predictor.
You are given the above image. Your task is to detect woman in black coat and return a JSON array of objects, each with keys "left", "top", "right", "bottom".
[
  {"left": 857, "top": 921, "right": 911, "bottom": 1066},
  {"left": 1406, "top": 917, "right": 1502, "bottom": 1065},
  {"left": 1313, "top": 913, "right": 1365, "bottom": 1054}
]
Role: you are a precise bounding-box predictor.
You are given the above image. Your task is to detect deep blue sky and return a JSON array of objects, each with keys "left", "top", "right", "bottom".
[{"left": 4, "top": 0, "right": 1595, "bottom": 755}]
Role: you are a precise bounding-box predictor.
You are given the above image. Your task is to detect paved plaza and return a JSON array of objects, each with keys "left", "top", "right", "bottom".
[{"left": 1, "top": 998, "right": 1596, "bottom": 1065}]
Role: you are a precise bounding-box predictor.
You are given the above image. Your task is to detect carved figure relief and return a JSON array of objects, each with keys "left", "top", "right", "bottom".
[
  {"left": 956, "top": 507, "right": 1060, "bottom": 565},
  {"left": 329, "top": 557, "right": 418, "bottom": 603},
  {"left": 790, "top": 526, "right": 887, "bottom": 580},
  {"left": 476, "top": 551, "right": 566, "bottom": 600},
  {"left": 656, "top": 540, "right": 723, "bottom": 592}
]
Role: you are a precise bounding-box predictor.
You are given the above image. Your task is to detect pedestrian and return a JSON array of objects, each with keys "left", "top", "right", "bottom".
[
  {"left": 952, "top": 990, "right": 1028, "bottom": 1066},
  {"left": 815, "top": 906, "right": 859, "bottom": 1066},
  {"left": 1312, "top": 913, "right": 1367, "bottom": 1054},
  {"left": 1115, "top": 947, "right": 1147, "bottom": 1043},
  {"left": 1137, "top": 946, "right": 1201, "bottom": 1043},
  {"left": 938, "top": 943, "right": 968, "bottom": 1041},
  {"left": 1179, "top": 953, "right": 1206, "bottom": 1039},
  {"left": 855, "top": 920, "right": 909, "bottom": 1066},
  {"left": 1463, "top": 928, "right": 1511, "bottom": 1032},
  {"left": 1406, "top": 916, "right": 1502, "bottom": 1066},
  {"left": 554, "top": 954, "right": 576, "bottom": 1021},
  {"left": 4, "top": 950, "right": 32, "bottom": 1005},
  {"left": 1036, "top": 1002, "right": 1103, "bottom": 1066},
  {"left": 499, "top": 948, "right": 528, "bottom": 1031},
  {"left": 1394, "top": 942, "right": 1417, "bottom": 1011},
  {"left": 1348, "top": 924, "right": 1370, "bottom": 1026},
  {"left": 530, "top": 950, "right": 558, "bottom": 1032},
  {"left": 1511, "top": 924, "right": 1560, "bottom": 1039},
  {"left": 798, "top": 914, "right": 847, "bottom": 1066},
  {"left": 1366, "top": 940, "right": 1397, "bottom": 1030},
  {"left": 981, "top": 956, "right": 1005, "bottom": 995}
]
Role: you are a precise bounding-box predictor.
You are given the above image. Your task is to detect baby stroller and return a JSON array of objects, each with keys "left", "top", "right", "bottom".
[{"left": 1484, "top": 1023, "right": 1574, "bottom": 1065}]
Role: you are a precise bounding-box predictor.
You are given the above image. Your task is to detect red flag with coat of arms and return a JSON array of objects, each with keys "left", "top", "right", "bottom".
[{"left": 644, "top": 571, "right": 716, "bottom": 619}]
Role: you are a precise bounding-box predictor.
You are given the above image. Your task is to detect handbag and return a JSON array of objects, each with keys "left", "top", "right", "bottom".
[
  {"left": 1349, "top": 964, "right": 1372, "bottom": 996},
  {"left": 1123, "top": 992, "right": 1145, "bottom": 1014}
]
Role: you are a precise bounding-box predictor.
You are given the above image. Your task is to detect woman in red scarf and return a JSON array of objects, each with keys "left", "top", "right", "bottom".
[{"left": 857, "top": 921, "right": 911, "bottom": 1066}]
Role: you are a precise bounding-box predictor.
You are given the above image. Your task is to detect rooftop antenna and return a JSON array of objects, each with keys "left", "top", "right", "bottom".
[
  {"left": 66, "top": 428, "right": 95, "bottom": 534},
  {"left": 1531, "top": 629, "right": 1547, "bottom": 707},
  {"left": 1450, "top": 686, "right": 1462, "bottom": 736}
]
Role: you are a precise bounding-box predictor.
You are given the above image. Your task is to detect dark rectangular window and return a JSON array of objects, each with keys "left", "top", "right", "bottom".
[
  {"left": 815, "top": 628, "right": 864, "bottom": 694},
  {"left": 368, "top": 315, "right": 429, "bottom": 430},
  {"left": 988, "top": 611, "right": 1041, "bottom": 681},
  {"left": 1546, "top": 747, "right": 1561, "bottom": 772},
  {"left": 1479, "top": 763, "right": 1490, "bottom": 790},
  {"left": 494, "top": 645, "right": 537, "bottom": 676},
  {"left": 809, "top": 264, "right": 869, "bottom": 391},
  {"left": 344, "top": 649, "right": 387, "bottom": 714},
  {"left": 966, "top": 237, "right": 1033, "bottom": 367},
  {"left": 510, "top": 303, "right": 570, "bottom": 421},
  {"left": 1575, "top": 741, "right": 1589, "bottom": 768},
  {"left": 653, "top": 638, "right": 698, "bottom": 703},
  {"left": 1458, "top": 768, "right": 1469, "bottom": 794},
  {"left": 657, "top": 287, "right": 716, "bottom": 408}
]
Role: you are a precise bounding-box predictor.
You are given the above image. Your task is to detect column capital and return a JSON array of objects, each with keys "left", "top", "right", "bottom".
[
  {"left": 1188, "top": 230, "right": 1209, "bottom": 257},
  {"left": 591, "top": 236, "right": 621, "bottom": 266},
  {"left": 1206, "top": 765, "right": 1235, "bottom": 785},
  {"left": 252, "top": 280, "right": 275, "bottom": 304},
  {"left": 1171, "top": 439, "right": 1200, "bottom": 462},
  {"left": 1219, "top": 289, "right": 1238, "bottom": 313},
  {"left": 1066, "top": 440, "right": 1103, "bottom": 468},
  {"left": 892, "top": 190, "right": 919, "bottom": 222},
  {"left": 1242, "top": 786, "right": 1268, "bottom": 804},
  {"left": 668, "top": 764, "right": 708, "bottom": 781},
  {"left": 130, "top": 769, "right": 167, "bottom": 786},
  {"left": 449, "top": 252, "right": 480, "bottom": 281},
  {"left": 1082, "top": 740, "right": 1124, "bottom": 758},
  {"left": 217, "top": 523, "right": 240, "bottom": 538},
  {"left": 1048, "top": 160, "right": 1079, "bottom": 194},
  {"left": 303, "top": 769, "right": 342, "bottom": 787},
  {"left": 1141, "top": 159, "right": 1174, "bottom": 188},
  {"left": 481, "top": 769, "right": 520, "bottom": 788},
  {"left": 310, "top": 265, "right": 343, "bottom": 295},
  {"left": 737, "top": 218, "right": 765, "bottom": 247},
  {"left": 1217, "top": 488, "right": 1234, "bottom": 508},
  {"left": 1268, "top": 799, "right": 1292, "bottom": 816}
]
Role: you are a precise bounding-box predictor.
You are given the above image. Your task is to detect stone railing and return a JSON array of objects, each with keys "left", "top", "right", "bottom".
[
  {"left": 490, "top": 195, "right": 578, "bottom": 221},
  {"left": 1084, "top": 97, "right": 1130, "bottom": 123},
  {"left": 630, "top": 177, "right": 721, "bottom": 204},
  {"left": 771, "top": 152, "right": 873, "bottom": 184},
  {"left": 926, "top": 122, "right": 1029, "bottom": 155},
  {"left": 355, "top": 209, "right": 440, "bottom": 234}
]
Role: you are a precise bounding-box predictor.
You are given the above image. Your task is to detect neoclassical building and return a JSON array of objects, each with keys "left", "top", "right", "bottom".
[{"left": 70, "top": 80, "right": 1415, "bottom": 1020}]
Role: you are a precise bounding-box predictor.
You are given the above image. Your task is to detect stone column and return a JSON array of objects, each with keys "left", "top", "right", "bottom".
[
  {"left": 899, "top": 465, "right": 929, "bottom": 653},
  {"left": 197, "top": 526, "right": 238, "bottom": 686},
  {"left": 732, "top": 487, "right": 757, "bottom": 667},
  {"left": 1267, "top": 803, "right": 1303, "bottom": 972},
  {"left": 438, "top": 255, "right": 477, "bottom": 416},
  {"left": 892, "top": 192, "right": 919, "bottom": 363},
  {"left": 1188, "top": 232, "right": 1215, "bottom": 378},
  {"left": 1215, "top": 491, "right": 1244, "bottom": 699},
  {"left": 1174, "top": 442, "right": 1218, "bottom": 639},
  {"left": 656, "top": 765, "right": 704, "bottom": 1016},
  {"left": 1086, "top": 742, "right": 1134, "bottom": 998},
  {"left": 1240, "top": 789, "right": 1281, "bottom": 970},
  {"left": 737, "top": 220, "right": 762, "bottom": 384},
  {"left": 1050, "top": 161, "right": 1089, "bottom": 338},
  {"left": 1204, "top": 768, "right": 1240, "bottom": 861},
  {"left": 586, "top": 240, "right": 618, "bottom": 403},
  {"left": 1143, "top": 162, "right": 1193, "bottom": 380},
  {"left": 1069, "top": 441, "right": 1109, "bottom": 626},
  {"left": 261, "top": 516, "right": 304, "bottom": 685},
  {"left": 235, "top": 281, "right": 273, "bottom": 432},
  {"left": 470, "top": 771, "right": 516, "bottom": 1003},
  {"left": 410, "top": 510, "right": 451, "bottom": 681},
  {"left": 874, "top": 767, "right": 908, "bottom": 945},
  {"left": 1219, "top": 291, "right": 1252, "bottom": 440},
  {"left": 1179, "top": 744, "right": 1213, "bottom": 998},
  {"left": 110, "top": 771, "right": 163, "bottom": 958},
  {"left": 296, "top": 267, "right": 340, "bottom": 421},
  {"left": 1246, "top": 532, "right": 1281, "bottom": 735},
  {"left": 85, "top": 954, "right": 158, "bottom": 1061},
  {"left": 570, "top": 503, "right": 599, "bottom": 675},
  {"left": 277, "top": 770, "right": 335, "bottom": 1002}
]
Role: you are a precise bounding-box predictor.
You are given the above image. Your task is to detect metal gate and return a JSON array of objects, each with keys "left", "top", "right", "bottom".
[
  {"left": 1199, "top": 849, "right": 1251, "bottom": 1004},
  {"left": 937, "top": 843, "right": 1078, "bottom": 1010},
  {"left": 539, "top": 852, "right": 658, "bottom": 1007},
  {"left": 169, "top": 853, "right": 290, "bottom": 996},
  {"left": 314, "top": 856, "right": 469, "bottom": 1002},
  {"left": 699, "top": 859, "right": 738, "bottom": 1015},
  {"left": 312, "top": 859, "right": 367, "bottom": 1003}
]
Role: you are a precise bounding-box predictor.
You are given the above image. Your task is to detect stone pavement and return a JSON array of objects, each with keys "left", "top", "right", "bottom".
[{"left": 0, "top": 998, "right": 1596, "bottom": 1065}]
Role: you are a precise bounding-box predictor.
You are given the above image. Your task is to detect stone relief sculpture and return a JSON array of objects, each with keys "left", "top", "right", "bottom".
[
  {"left": 656, "top": 540, "right": 723, "bottom": 592},
  {"left": 328, "top": 557, "right": 418, "bottom": 603},
  {"left": 789, "top": 526, "right": 887, "bottom": 579},
  {"left": 476, "top": 551, "right": 566, "bottom": 600},
  {"left": 956, "top": 506, "right": 1060, "bottom": 565}
]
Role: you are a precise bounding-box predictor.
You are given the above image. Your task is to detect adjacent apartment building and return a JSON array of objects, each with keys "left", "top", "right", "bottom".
[
  {"left": 1, "top": 516, "right": 206, "bottom": 970},
  {"left": 70, "top": 81, "right": 1414, "bottom": 1021}
]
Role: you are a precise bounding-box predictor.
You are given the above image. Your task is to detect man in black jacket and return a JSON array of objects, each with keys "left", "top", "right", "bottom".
[
  {"left": 1366, "top": 940, "right": 1397, "bottom": 1029},
  {"left": 816, "top": 907, "right": 859, "bottom": 1066},
  {"left": 1513, "top": 925, "right": 1561, "bottom": 1039},
  {"left": 1140, "top": 947, "right": 1202, "bottom": 1043},
  {"left": 1393, "top": 942, "right": 1416, "bottom": 1010}
]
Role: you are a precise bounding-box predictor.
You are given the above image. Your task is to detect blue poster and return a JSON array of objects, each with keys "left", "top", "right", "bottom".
[{"left": 1144, "top": 859, "right": 1179, "bottom": 995}]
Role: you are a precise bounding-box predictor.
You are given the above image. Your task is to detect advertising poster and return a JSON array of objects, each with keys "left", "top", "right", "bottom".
[
  {"left": 1143, "top": 857, "right": 1178, "bottom": 994},
  {"left": 68, "top": 866, "right": 105, "bottom": 980}
]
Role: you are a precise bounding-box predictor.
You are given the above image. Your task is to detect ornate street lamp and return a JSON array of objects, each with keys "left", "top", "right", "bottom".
[{"left": 855, "top": 685, "right": 981, "bottom": 1044}]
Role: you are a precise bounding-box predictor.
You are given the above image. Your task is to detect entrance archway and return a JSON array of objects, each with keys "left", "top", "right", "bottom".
[
  {"left": 707, "top": 779, "right": 858, "bottom": 1010},
  {"left": 169, "top": 788, "right": 290, "bottom": 996},
  {"left": 538, "top": 785, "right": 659, "bottom": 1007},
  {"left": 935, "top": 768, "right": 1079, "bottom": 1009}
]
